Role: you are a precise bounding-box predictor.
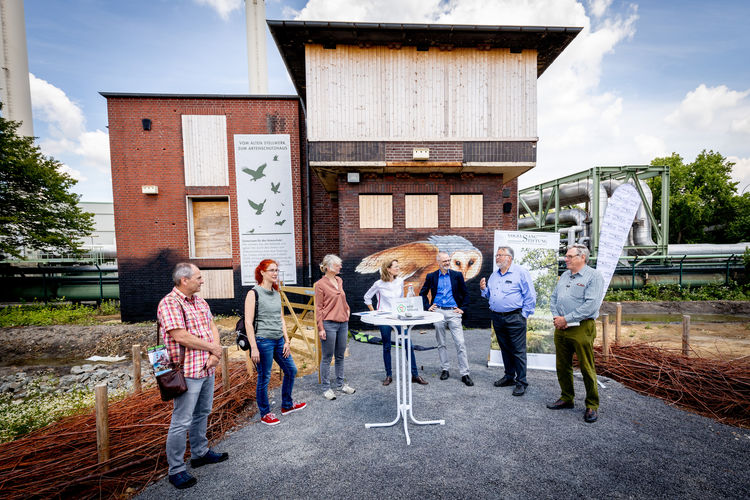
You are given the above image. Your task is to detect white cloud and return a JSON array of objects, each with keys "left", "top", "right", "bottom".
[
  {"left": 728, "top": 156, "right": 750, "bottom": 193},
  {"left": 194, "top": 0, "right": 242, "bottom": 20},
  {"left": 58, "top": 163, "right": 86, "bottom": 182},
  {"left": 29, "top": 73, "right": 110, "bottom": 174},
  {"left": 634, "top": 134, "right": 667, "bottom": 159},
  {"left": 588, "top": 0, "right": 613, "bottom": 18},
  {"left": 731, "top": 116, "right": 750, "bottom": 135},
  {"left": 665, "top": 84, "right": 750, "bottom": 127}
]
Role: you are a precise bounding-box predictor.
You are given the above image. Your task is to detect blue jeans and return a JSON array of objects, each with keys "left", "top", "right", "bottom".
[
  {"left": 166, "top": 374, "right": 214, "bottom": 475},
  {"left": 256, "top": 337, "right": 297, "bottom": 416},
  {"left": 380, "top": 325, "right": 419, "bottom": 378}
]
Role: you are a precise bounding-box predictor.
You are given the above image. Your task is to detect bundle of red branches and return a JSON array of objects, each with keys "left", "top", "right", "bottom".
[
  {"left": 0, "top": 362, "right": 278, "bottom": 499},
  {"left": 595, "top": 343, "right": 750, "bottom": 428}
]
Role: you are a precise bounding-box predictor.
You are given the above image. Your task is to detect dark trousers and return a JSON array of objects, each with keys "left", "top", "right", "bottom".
[{"left": 491, "top": 310, "right": 528, "bottom": 386}]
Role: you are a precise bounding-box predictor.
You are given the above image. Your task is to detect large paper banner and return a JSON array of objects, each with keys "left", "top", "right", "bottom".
[
  {"left": 596, "top": 183, "right": 642, "bottom": 300},
  {"left": 234, "top": 134, "right": 297, "bottom": 285},
  {"left": 488, "top": 231, "right": 560, "bottom": 371}
]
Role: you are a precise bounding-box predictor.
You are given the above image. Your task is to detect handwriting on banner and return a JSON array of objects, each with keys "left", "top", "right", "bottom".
[{"left": 596, "top": 183, "right": 642, "bottom": 298}]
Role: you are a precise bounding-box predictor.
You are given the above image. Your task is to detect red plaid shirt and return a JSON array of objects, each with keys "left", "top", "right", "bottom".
[{"left": 157, "top": 287, "right": 216, "bottom": 378}]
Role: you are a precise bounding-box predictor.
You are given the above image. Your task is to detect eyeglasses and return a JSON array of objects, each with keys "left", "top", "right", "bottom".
[
  {"left": 564, "top": 254, "right": 580, "bottom": 260},
  {"left": 265, "top": 268, "right": 280, "bottom": 273},
  {"left": 496, "top": 254, "right": 511, "bottom": 258}
]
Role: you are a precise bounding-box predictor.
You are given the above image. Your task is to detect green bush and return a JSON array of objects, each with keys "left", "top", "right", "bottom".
[
  {"left": 0, "top": 389, "right": 95, "bottom": 443},
  {"left": 604, "top": 282, "right": 750, "bottom": 302},
  {"left": 0, "top": 300, "right": 121, "bottom": 327}
]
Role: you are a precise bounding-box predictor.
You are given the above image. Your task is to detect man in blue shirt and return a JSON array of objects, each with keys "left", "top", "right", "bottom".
[
  {"left": 480, "top": 246, "right": 537, "bottom": 396},
  {"left": 547, "top": 243, "right": 604, "bottom": 423},
  {"left": 419, "top": 252, "right": 473, "bottom": 386}
]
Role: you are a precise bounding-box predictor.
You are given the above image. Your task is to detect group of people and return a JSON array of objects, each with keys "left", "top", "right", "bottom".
[{"left": 156, "top": 242, "right": 604, "bottom": 489}]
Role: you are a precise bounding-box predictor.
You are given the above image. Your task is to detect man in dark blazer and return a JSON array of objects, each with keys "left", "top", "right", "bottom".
[{"left": 419, "top": 252, "right": 473, "bottom": 386}]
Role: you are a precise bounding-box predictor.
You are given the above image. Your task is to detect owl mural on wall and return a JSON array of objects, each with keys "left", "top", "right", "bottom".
[{"left": 355, "top": 235, "right": 483, "bottom": 286}]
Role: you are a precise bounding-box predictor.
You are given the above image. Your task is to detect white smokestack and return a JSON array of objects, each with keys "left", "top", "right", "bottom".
[
  {"left": 245, "top": 0, "right": 268, "bottom": 94},
  {"left": 0, "top": 0, "right": 34, "bottom": 137}
]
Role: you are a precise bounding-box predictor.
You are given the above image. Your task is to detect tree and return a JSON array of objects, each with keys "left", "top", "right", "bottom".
[
  {"left": 0, "top": 110, "right": 94, "bottom": 259},
  {"left": 647, "top": 150, "right": 749, "bottom": 244},
  {"left": 519, "top": 248, "right": 557, "bottom": 313}
]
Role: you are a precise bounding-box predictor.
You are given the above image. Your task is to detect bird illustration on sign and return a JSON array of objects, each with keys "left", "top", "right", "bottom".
[
  {"left": 275, "top": 219, "right": 286, "bottom": 226},
  {"left": 247, "top": 198, "right": 266, "bottom": 215},
  {"left": 355, "top": 235, "right": 483, "bottom": 285},
  {"left": 242, "top": 163, "right": 267, "bottom": 181},
  {"left": 271, "top": 182, "right": 280, "bottom": 194},
  {"left": 275, "top": 210, "right": 282, "bottom": 216}
]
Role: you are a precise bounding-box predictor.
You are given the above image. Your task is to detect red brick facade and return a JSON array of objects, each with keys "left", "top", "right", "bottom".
[{"left": 104, "top": 94, "right": 306, "bottom": 320}]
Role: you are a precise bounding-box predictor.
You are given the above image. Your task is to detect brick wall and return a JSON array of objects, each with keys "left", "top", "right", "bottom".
[
  {"left": 335, "top": 173, "right": 518, "bottom": 328},
  {"left": 105, "top": 95, "right": 304, "bottom": 321}
]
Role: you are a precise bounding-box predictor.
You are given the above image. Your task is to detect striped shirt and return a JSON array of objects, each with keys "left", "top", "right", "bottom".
[
  {"left": 157, "top": 287, "right": 215, "bottom": 379},
  {"left": 550, "top": 265, "right": 604, "bottom": 324}
]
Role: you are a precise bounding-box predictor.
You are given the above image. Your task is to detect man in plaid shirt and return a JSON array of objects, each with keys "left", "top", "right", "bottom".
[{"left": 157, "top": 263, "right": 228, "bottom": 489}]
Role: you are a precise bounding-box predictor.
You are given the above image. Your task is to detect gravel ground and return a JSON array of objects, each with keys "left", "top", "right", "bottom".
[{"left": 140, "top": 328, "right": 750, "bottom": 499}]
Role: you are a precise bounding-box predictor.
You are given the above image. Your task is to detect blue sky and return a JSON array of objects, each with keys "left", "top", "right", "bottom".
[{"left": 19, "top": 0, "right": 750, "bottom": 201}]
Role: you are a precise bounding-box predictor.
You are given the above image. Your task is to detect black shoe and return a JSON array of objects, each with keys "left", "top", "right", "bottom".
[
  {"left": 169, "top": 471, "right": 197, "bottom": 489},
  {"left": 191, "top": 450, "right": 229, "bottom": 468},
  {"left": 584, "top": 408, "right": 599, "bottom": 423},
  {"left": 546, "top": 398, "right": 574, "bottom": 410},
  {"left": 412, "top": 375, "right": 429, "bottom": 385},
  {"left": 440, "top": 370, "right": 450, "bottom": 380},
  {"left": 512, "top": 384, "right": 526, "bottom": 396},
  {"left": 494, "top": 376, "right": 515, "bottom": 387},
  {"left": 461, "top": 375, "right": 474, "bottom": 387},
  {"left": 382, "top": 376, "right": 392, "bottom": 386}
]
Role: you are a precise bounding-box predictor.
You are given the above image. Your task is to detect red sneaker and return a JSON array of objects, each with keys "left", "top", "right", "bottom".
[
  {"left": 281, "top": 402, "right": 307, "bottom": 415},
  {"left": 260, "top": 413, "right": 280, "bottom": 426}
]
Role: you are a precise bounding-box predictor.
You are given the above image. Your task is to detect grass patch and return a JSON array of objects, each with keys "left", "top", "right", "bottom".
[
  {"left": 605, "top": 283, "right": 750, "bottom": 302},
  {"left": 0, "top": 390, "right": 95, "bottom": 443},
  {"left": 0, "top": 300, "right": 120, "bottom": 327}
]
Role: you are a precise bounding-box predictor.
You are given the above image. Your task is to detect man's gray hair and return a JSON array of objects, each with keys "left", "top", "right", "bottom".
[
  {"left": 497, "top": 246, "right": 514, "bottom": 260},
  {"left": 173, "top": 262, "right": 197, "bottom": 285},
  {"left": 436, "top": 251, "right": 450, "bottom": 261},
  {"left": 319, "top": 254, "right": 342, "bottom": 273},
  {"left": 569, "top": 243, "right": 590, "bottom": 262}
]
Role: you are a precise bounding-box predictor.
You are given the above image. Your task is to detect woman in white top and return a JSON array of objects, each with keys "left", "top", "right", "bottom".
[{"left": 364, "top": 259, "right": 428, "bottom": 386}]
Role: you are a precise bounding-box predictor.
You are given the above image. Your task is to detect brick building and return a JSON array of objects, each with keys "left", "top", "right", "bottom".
[{"left": 103, "top": 22, "right": 579, "bottom": 325}]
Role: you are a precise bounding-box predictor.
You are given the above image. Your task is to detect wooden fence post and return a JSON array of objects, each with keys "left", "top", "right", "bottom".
[
  {"left": 132, "top": 344, "right": 142, "bottom": 393},
  {"left": 95, "top": 383, "right": 110, "bottom": 469},
  {"left": 601, "top": 313, "right": 610, "bottom": 359},
  {"left": 221, "top": 346, "right": 231, "bottom": 391},
  {"left": 682, "top": 315, "right": 690, "bottom": 356},
  {"left": 615, "top": 303, "right": 622, "bottom": 345}
]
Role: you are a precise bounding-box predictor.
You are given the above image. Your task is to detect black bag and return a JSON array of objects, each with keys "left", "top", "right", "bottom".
[
  {"left": 154, "top": 321, "right": 187, "bottom": 401},
  {"left": 236, "top": 289, "right": 258, "bottom": 361}
]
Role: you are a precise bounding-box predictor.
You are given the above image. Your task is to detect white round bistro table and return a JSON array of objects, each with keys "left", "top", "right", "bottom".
[{"left": 359, "top": 310, "right": 445, "bottom": 445}]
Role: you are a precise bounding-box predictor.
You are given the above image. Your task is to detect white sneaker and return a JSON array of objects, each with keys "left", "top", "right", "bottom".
[
  {"left": 340, "top": 384, "right": 356, "bottom": 395},
  {"left": 323, "top": 389, "right": 336, "bottom": 400}
]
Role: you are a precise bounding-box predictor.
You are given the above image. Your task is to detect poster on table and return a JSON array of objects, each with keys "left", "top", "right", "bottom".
[
  {"left": 596, "top": 183, "right": 642, "bottom": 301},
  {"left": 234, "top": 134, "right": 297, "bottom": 285},
  {"left": 488, "top": 231, "right": 560, "bottom": 371}
]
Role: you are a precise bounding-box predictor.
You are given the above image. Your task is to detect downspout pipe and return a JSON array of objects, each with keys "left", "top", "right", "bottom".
[{"left": 299, "top": 97, "right": 313, "bottom": 285}]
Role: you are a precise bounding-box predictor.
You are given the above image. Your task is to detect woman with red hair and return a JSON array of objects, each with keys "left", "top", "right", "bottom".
[{"left": 244, "top": 259, "right": 306, "bottom": 426}]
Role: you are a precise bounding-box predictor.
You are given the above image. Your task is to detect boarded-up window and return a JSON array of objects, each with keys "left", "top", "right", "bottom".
[
  {"left": 182, "top": 115, "right": 229, "bottom": 186},
  {"left": 451, "top": 194, "right": 483, "bottom": 227},
  {"left": 359, "top": 195, "right": 393, "bottom": 228},
  {"left": 405, "top": 195, "right": 438, "bottom": 228},
  {"left": 189, "top": 198, "right": 231, "bottom": 258},
  {"left": 200, "top": 269, "right": 235, "bottom": 299}
]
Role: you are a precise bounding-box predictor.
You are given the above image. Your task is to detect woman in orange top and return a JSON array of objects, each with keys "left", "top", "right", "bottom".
[{"left": 314, "top": 254, "right": 354, "bottom": 400}]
